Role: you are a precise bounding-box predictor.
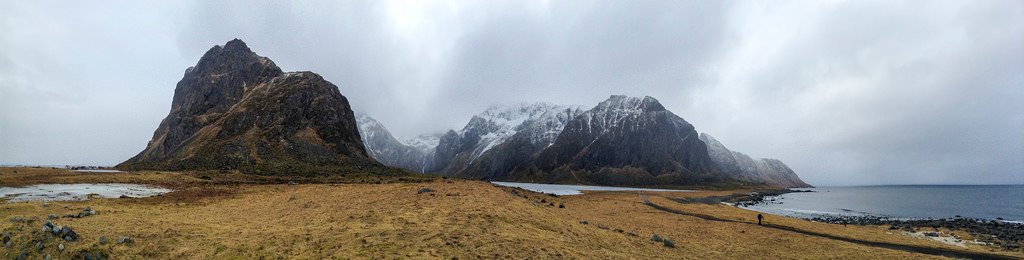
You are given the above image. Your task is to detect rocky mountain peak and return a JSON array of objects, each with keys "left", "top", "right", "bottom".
[
  {"left": 193, "top": 39, "right": 279, "bottom": 77},
  {"left": 119, "top": 39, "right": 376, "bottom": 175},
  {"left": 223, "top": 38, "right": 249, "bottom": 51},
  {"left": 596, "top": 95, "right": 666, "bottom": 113}
]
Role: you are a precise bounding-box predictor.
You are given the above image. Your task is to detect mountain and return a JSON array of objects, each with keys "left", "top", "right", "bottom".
[
  {"left": 356, "top": 114, "right": 436, "bottom": 172},
  {"left": 118, "top": 39, "right": 378, "bottom": 175},
  {"left": 356, "top": 95, "right": 809, "bottom": 188},
  {"left": 509, "top": 96, "right": 727, "bottom": 186},
  {"left": 356, "top": 103, "right": 583, "bottom": 179},
  {"left": 435, "top": 103, "right": 584, "bottom": 179},
  {"left": 699, "top": 133, "right": 812, "bottom": 188}
]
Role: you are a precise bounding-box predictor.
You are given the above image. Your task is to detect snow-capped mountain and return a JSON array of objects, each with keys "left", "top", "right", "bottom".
[
  {"left": 356, "top": 95, "right": 810, "bottom": 188},
  {"left": 355, "top": 114, "right": 436, "bottom": 172},
  {"left": 511, "top": 95, "right": 724, "bottom": 186},
  {"left": 430, "top": 103, "right": 584, "bottom": 178},
  {"left": 699, "top": 133, "right": 811, "bottom": 188}
]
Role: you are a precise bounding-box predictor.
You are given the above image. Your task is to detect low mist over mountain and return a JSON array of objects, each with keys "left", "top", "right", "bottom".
[
  {"left": 119, "top": 39, "right": 377, "bottom": 175},
  {"left": 356, "top": 114, "right": 436, "bottom": 172},
  {"left": 358, "top": 95, "right": 811, "bottom": 188},
  {"left": 700, "top": 133, "right": 811, "bottom": 188}
]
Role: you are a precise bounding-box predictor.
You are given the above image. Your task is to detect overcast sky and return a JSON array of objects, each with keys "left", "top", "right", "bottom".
[{"left": 1, "top": 0, "right": 1021, "bottom": 186}]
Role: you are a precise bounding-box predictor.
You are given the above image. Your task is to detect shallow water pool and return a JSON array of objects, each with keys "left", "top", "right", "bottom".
[
  {"left": 0, "top": 183, "right": 173, "bottom": 202},
  {"left": 72, "top": 169, "right": 125, "bottom": 173},
  {"left": 491, "top": 181, "right": 692, "bottom": 196}
]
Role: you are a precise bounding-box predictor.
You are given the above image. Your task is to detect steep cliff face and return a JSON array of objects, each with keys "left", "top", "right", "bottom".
[
  {"left": 119, "top": 39, "right": 377, "bottom": 174},
  {"left": 699, "top": 133, "right": 812, "bottom": 188},
  {"left": 511, "top": 96, "right": 726, "bottom": 186}
]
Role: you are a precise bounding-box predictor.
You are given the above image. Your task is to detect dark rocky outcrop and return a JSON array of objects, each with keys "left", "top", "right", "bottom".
[{"left": 118, "top": 39, "right": 377, "bottom": 175}]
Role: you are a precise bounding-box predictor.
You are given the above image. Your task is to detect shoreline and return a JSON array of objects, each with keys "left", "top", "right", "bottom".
[{"left": 729, "top": 189, "right": 1024, "bottom": 251}]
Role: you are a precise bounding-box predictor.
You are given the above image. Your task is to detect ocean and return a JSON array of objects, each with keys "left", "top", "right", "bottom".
[{"left": 742, "top": 185, "right": 1024, "bottom": 222}]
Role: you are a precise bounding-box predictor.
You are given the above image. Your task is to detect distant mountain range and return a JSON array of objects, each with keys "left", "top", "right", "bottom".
[
  {"left": 119, "top": 38, "right": 809, "bottom": 187},
  {"left": 358, "top": 96, "right": 811, "bottom": 188}
]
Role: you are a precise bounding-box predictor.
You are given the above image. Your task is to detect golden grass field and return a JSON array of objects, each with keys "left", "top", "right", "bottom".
[{"left": 1, "top": 167, "right": 1021, "bottom": 259}]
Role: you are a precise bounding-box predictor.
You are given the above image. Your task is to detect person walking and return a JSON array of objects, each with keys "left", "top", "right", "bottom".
[{"left": 757, "top": 213, "right": 764, "bottom": 225}]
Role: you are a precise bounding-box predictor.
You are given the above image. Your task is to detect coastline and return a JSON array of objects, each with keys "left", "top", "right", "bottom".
[{"left": 730, "top": 189, "right": 1024, "bottom": 251}]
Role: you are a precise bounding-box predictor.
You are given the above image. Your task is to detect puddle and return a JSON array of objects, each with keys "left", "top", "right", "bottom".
[
  {"left": 72, "top": 170, "right": 125, "bottom": 173},
  {"left": 0, "top": 183, "right": 172, "bottom": 202},
  {"left": 492, "top": 181, "right": 693, "bottom": 196}
]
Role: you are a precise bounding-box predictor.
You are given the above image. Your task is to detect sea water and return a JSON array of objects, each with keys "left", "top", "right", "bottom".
[{"left": 742, "top": 185, "right": 1024, "bottom": 222}]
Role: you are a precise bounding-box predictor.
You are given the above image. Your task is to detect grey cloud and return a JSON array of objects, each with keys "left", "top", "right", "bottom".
[{"left": 0, "top": 0, "right": 1020, "bottom": 185}]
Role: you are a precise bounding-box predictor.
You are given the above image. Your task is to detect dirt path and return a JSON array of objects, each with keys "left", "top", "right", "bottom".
[{"left": 640, "top": 193, "right": 1016, "bottom": 260}]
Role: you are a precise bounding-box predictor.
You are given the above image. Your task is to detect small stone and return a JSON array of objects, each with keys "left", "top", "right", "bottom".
[
  {"left": 48, "top": 214, "right": 58, "bottom": 220},
  {"left": 52, "top": 225, "right": 63, "bottom": 235},
  {"left": 5, "top": 240, "right": 12, "bottom": 248},
  {"left": 45, "top": 254, "right": 52, "bottom": 260},
  {"left": 36, "top": 241, "right": 44, "bottom": 251},
  {"left": 652, "top": 234, "right": 663, "bottom": 242},
  {"left": 558, "top": 203, "right": 565, "bottom": 208},
  {"left": 663, "top": 238, "right": 676, "bottom": 248},
  {"left": 60, "top": 226, "right": 78, "bottom": 241},
  {"left": 99, "top": 236, "right": 109, "bottom": 244},
  {"left": 580, "top": 220, "right": 589, "bottom": 225},
  {"left": 58, "top": 243, "right": 64, "bottom": 251},
  {"left": 117, "top": 236, "right": 133, "bottom": 244},
  {"left": 417, "top": 188, "right": 435, "bottom": 194}
]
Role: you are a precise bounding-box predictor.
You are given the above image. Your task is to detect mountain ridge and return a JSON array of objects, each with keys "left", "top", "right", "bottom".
[{"left": 356, "top": 95, "right": 811, "bottom": 188}]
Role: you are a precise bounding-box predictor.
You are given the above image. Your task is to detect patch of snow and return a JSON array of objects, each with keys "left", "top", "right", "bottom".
[{"left": 404, "top": 134, "right": 441, "bottom": 152}]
